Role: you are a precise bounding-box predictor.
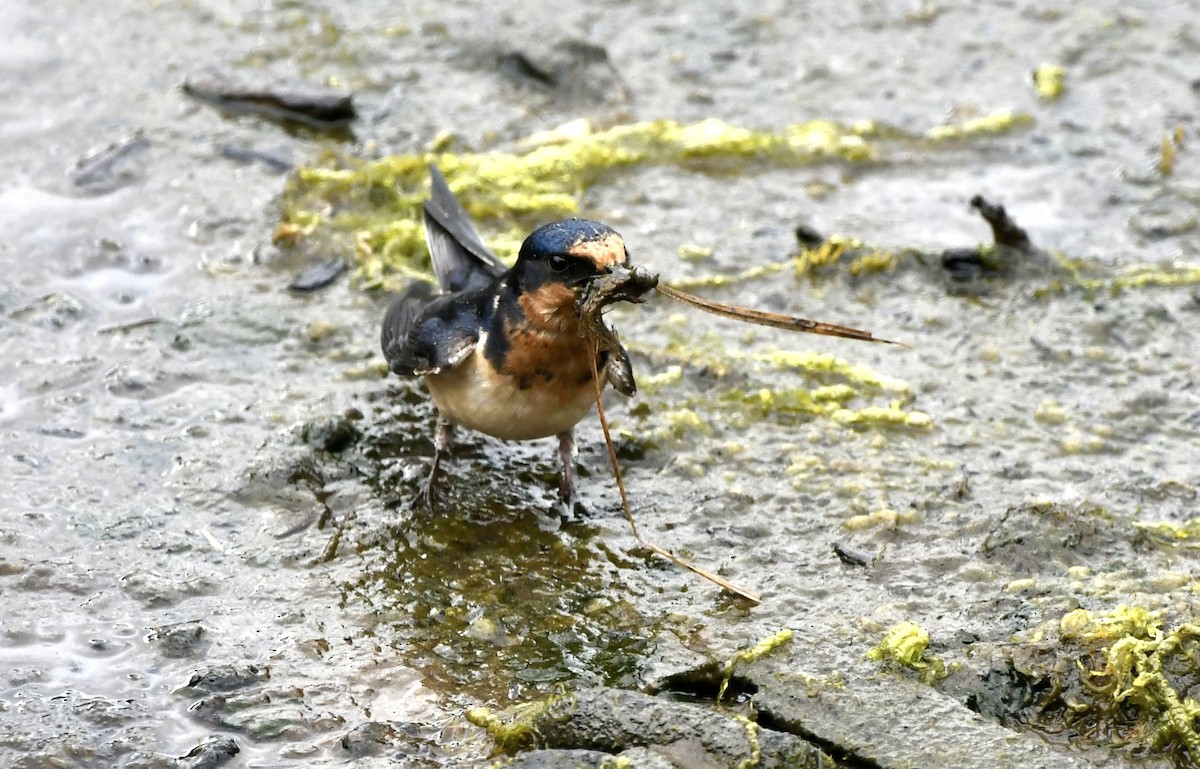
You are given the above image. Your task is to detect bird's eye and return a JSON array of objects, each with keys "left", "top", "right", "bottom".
[{"left": 548, "top": 255, "right": 570, "bottom": 273}]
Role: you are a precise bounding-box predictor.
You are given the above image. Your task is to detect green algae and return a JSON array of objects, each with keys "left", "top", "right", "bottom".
[
  {"left": 1134, "top": 517, "right": 1200, "bottom": 547},
  {"left": 1053, "top": 607, "right": 1200, "bottom": 765},
  {"left": 867, "top": 621, "right": 949, "bottom": 684},
  {"left": 676, "top": 244, "right": 714, "bottom": 262},
  {"left": 732, "top": 714, "right": 762, "bottom": 769},
  {"left": 277, "top": 118, "right": 886, "bottom": 290},
  {"left": 1085, "top": 262, "right": 1200, "bottom": 292},
  {"left": 467, "top": 693, "right": 571, "bottom": 754},
  {"left": 668, "top": 261, "right": 790, "bottom": 290},
  {"left": 867, "top": 621, "right": 930, "bottom": 668},
  {"left": 344, "top": 407, "right": 657, "bottom": 706},
  {"left": 925, "top": 110, "right": 1034, "bottom": 141},
  {"left": 1032, "top": 64, "right": 1066, "bottom": 101},
  {"left": 795, "top": 233, "right": 1200, "bottom": 297},
  {"left": 792, "top": 236, "right": 899, "bottom": 278},
  {"left": 843, "top": 507, "right": 921, "bottom": 531},
  {"left": 718, "top": 388, "right": 931, "bottom": 429},
  {"left": 272, "top": 112, "right": 1200, "bottom": 303},
  {"left": 716, "top": 629, "right": 794, "bottom": 704},
  {"left": 276, "top": 113, "right": 1043, "bottom": 291},
  {"left": 1160, "top": 126, "right": 1185, "bottom": 176},
  {"left": 624, "top": 335, "right": 930, "bottom": 439}
]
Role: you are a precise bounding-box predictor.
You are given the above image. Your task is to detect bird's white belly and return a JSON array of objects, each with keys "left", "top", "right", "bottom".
[{"left": 426, "top": 350, "right": 596, "bottom": 441}]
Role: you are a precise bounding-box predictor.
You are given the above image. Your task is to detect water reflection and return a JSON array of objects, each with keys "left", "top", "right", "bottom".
[{"left": 344, "top": 393, "right": 655, "bottom": 707}]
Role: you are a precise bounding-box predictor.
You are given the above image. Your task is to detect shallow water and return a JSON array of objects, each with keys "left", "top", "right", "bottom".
[{"left": 2, "top": 0, "right": 1198, "bottom": 767}]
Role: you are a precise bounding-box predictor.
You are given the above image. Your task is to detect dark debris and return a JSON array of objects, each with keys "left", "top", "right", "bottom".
[
  {"left": 288, "top": 258, "right": 347, "bottom": 292},
  {"left": 184, "top": 67, "right": 356, "bottom": 130}
]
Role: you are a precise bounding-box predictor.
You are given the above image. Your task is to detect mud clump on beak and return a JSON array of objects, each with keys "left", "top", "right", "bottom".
[{"left": 574, "top": 263, "right": 658, "bottom": 352}]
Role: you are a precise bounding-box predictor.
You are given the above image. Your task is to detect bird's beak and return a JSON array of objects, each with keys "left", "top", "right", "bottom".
[
  {"left": 575, "top": 262, "right": 660, "bottom": 319},
  {"left": 605, "top": 264, "right": 633, "bottom": 283}
]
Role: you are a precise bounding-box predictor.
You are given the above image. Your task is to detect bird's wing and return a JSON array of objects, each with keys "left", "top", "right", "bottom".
[
  {"left": 382, "top": 286, "right": 484, "bottom": 376},
  {"left": 423, "top": 163, "right": 508, "bottom": 293},
  {"left": 380, "top": 281, "right": 434, "bottom": 360}
]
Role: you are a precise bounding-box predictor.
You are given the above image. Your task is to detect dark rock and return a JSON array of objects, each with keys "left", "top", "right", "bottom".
[
  {"left": 969, "top": 195, "right": 1032, "bottom": 251},
  {"left": 504, "top": 748, "right": 676, "bottom": 768},
  {"left": 979, "top": 502, "right": 1118, "bottom": 572},
  {"left": 180, "top": 736, "right": 239, "bottom": 769},
  {"left": 794, "top": 223, "right": 824, "bottom": 247},
  {"left": 336, "top": 721, "right": 397, "bottom": 758},
  {"left": 832, "top": 541, "right": 873, "bottom": 567},
  {"left": 9, "top": 291, "right": 88, "bottom": 330},
  {"left": 288, "top": 258, "right": 347, "bottom": 292},
  {"left": 743, "top": 630, "right": 1095, "bottom": 769},
  {"left": 496, "top": 40, "right": 629, "bottom": 106},
  {"left": 147, "top": 621, "right": 207, "bottom": 658},
  {"left": 302, "top": 414, "right": 360, "bottom": 453},
  {"left": 478, "top": 687, "right": 826, "bottom": 768},
  {"left": 70, "top": 134, "right": 152, "bottom": 194},
  {"left": 219, "top": 144, "right": 294, "bottom": 173},
  {"left": 940, "top": 195, "right": 1046, "bottom": 282},
  {"left": 188, "top": 686, "right": 331, "bottom": 740},
  {"left": 183, "top": 67, "right": 356, "bottom": 130},
  {"left": 233, "top": 445, "right": 323, "bottom": 506},
  {"left": 182, "top": 664, "right": 270, "bottom": 694}
]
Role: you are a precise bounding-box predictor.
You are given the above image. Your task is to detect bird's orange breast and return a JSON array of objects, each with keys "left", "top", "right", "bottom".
[{"left": 425, "top": 285, "right": 601, "bottom": 441}]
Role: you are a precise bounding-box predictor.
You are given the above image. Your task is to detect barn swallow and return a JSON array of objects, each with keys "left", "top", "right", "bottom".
[{"left": 381, "top": 165, "right": 654, "bottom": 512}]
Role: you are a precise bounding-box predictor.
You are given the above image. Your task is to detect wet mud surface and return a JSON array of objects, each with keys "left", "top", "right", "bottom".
[{"left": 2, "top": 1, "right": 1199, "bottom": 767}]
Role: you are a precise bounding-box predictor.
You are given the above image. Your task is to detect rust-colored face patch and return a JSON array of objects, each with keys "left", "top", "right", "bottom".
[{"left": 566, "top": 232, "right": 626, "bottom": 271}]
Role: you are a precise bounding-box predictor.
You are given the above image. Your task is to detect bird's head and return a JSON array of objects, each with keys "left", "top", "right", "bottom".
[{"left": 512, "top": 219, "right": 656, "bottom": 331}]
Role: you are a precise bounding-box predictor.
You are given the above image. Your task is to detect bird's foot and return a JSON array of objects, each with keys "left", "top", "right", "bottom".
[
  {"left": 557, "top": 478, "right": 587, "bottom": 519},
  {"left": 555, "top": 430, "right": 586, "bottom": 518},
  {"left": 415, "top": 418, "right": 453, "bottom": 513},
  {"left": 417, "top": 480, "right": 438, "bottom": 513},
  {"left": 415, "top": 460, "right": 442, "bottom": 513}
]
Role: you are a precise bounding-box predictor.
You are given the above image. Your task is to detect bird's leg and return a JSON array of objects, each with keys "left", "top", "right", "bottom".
[
  {"left": 557, "top": 429, "right": 583, "bottom": 515},
  {"left": 420, "top": 415, "right": 454, "bottom": 511}
]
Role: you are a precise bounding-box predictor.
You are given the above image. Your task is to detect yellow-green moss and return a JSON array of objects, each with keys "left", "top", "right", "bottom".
[
  {"left": 747, "top": 350, "right": 911, "bottom": 393},
  {"left": 793, "top": 237, "right": 855, "bottom": 275},
  {"left": 925, "top": 110, "right": 1034, "bottom": 141},
  {"left": 1160, "top": 132, "right": 1178, "bottom": 176},
  {"left": 1033, "top": 399, "right": 1068, "bottom": 425},
  {"left": 1106, "top": 262, "right": 1200, "bottom": 291},
  {"left": 789, "top": 228, "right": 1200, "bottom": 296},
  {"left": 657, "top": 408, "right": 712, "bottom": 439},
  {"left": 733, "top": 714, "right": 762, "bottom": 769},
  {"left": 1058, "top": 607, "right": 1200, "bottom": 763},
  {"left": 832, "top": 404, "right": 933, "bottom": 428},
  {"left": 868, "top": 621, "right": 929, "bottom": 667},
  {"left": 867, "top": 621, "right": 948, "bottom": 683},
  {"left": 792, "top": 235, "right": 903, "bottom": 279},
  {"left": 626, "top": 337, "right": 929, "bottom": 436},
  {"left": 638, "top": 365, "right": 684, "bottom": 393},
  {"left": 720, "top": 388, "right": 931, "bottom": 429},
  {"left": 718, "top": 629, "right": 794, "bottom": 703},
  {"left": 1059, "top": 428, "right": 1107, "bottom": 455},
  {"left": 668, "top": 260, "right": 790, "bottom": 289},
  {"left": 1134, "top": 518, "right": 1200, "bottom": 547},
  {"left": 278, "top": 118, "right": 886, "bottom": 290},
  {"left": 677, "top": 244, "right": 714, "bottom": 261},
  {"left": 466, "top": 692, "right": 574, "bottom": 755},
  {"left": 276, "top": 113, "right": 1046, "bottom": 291},
  {"left": 848, "top": 248, "right": 900, "bottom": 275},
  {"left": 843, "top": 507, "right": 919, "bottom": 531},
  {"left": 1032, "top": 64, "right": 1066, "bottom": 100},
  {"left": 1056, "top": 258, "right": 1200, "bottom": 294}
]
